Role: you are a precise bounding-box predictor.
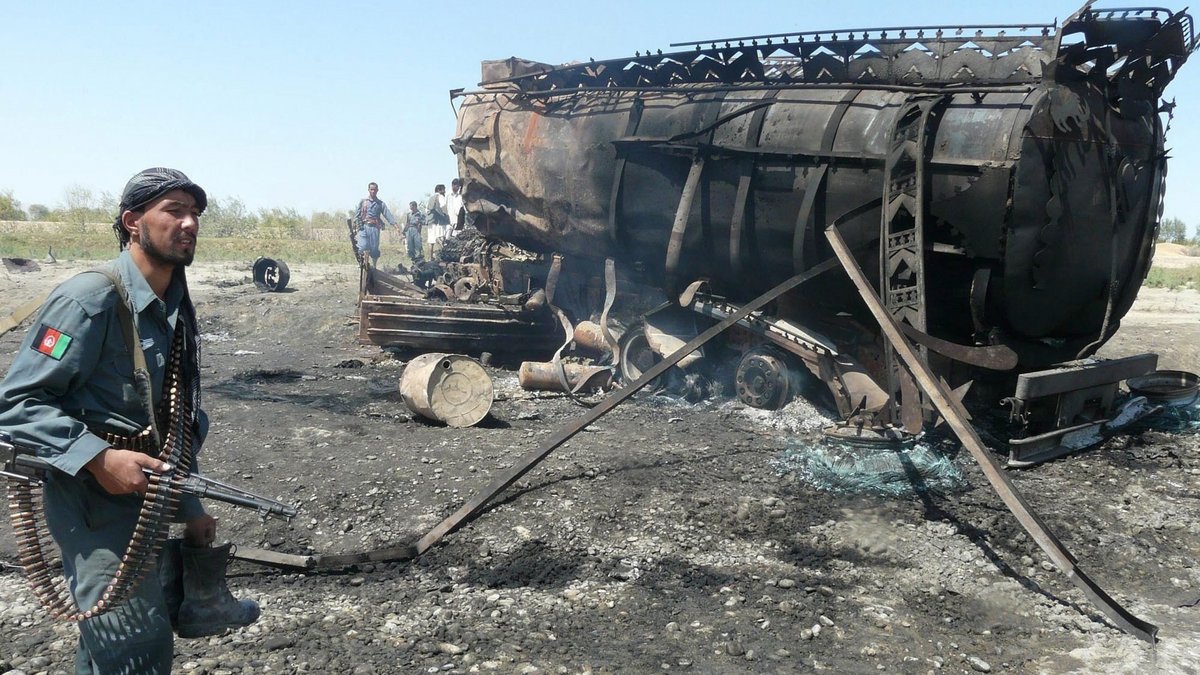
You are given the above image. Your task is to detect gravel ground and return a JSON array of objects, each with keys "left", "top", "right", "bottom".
[{"left": 1, "top": 258, "right": 1198, "bottom": 674}]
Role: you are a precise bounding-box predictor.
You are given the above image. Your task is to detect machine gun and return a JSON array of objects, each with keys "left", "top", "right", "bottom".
[
  {"left": 1, "top": 432, "right": 297, "bottom": 521},
  {"left": 3, "top": 431, "right": 298, "bottom": 620}
]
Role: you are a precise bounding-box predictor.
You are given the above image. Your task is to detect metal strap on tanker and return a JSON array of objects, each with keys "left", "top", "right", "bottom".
[
  {"left": 482, "top": 22, "right": 1058, "bottom": 92},
  {"left": 476, "top": 8, "right": 1194, "bottom": 98},
  {"left": 685, "top": 289, "right": 838, "bottom": 357},
  {"left": 826, "top": 224, "right": 1159, "bottom": 644}
]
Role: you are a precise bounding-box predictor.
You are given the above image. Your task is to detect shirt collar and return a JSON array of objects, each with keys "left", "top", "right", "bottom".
[{"left": 116, "top": 250, "right": 184, "bottom": 315}]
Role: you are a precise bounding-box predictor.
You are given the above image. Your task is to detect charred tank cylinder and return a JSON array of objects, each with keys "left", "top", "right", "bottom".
[{"left": 453, "top": 7, "right": 1194, "bottom": 367}]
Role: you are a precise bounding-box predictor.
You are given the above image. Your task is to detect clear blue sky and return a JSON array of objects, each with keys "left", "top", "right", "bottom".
[{"left": 2, "top": 1, "right": 1198, "bottom": 227}]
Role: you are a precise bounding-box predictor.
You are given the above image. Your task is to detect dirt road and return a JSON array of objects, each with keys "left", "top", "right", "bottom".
[{"left": 1, "top": 256, "right": 1197, "bottom": 674}]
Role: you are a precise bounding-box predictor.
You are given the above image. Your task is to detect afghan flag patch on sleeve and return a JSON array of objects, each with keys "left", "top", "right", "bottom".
[{"left": 32, "top": 324, "right": 73, "bottom": 360}]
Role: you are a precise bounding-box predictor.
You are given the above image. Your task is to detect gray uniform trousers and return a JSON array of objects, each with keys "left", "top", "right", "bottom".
[
  {"left": 406, "top": 226, "right": 423, "bottom": 261},
  {"left": 45, "top": 472, "right": 174, "bottom": 674},
  {"left": 356, "top": 224, "right": 382, "bottom": 262}
]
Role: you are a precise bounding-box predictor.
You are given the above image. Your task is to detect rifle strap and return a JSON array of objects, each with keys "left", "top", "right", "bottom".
[{"left": 87, "top": 267, "right": 162, "bottom": 447}]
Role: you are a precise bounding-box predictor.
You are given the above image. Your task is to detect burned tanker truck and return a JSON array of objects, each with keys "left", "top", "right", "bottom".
[{"left": 378, "top": 5, "right": 1198, "bottom": 463}]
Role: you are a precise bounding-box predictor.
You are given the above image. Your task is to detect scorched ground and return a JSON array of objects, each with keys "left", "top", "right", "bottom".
[{"left": 1, "top": 259, "right": 1198, "bottom": 674}]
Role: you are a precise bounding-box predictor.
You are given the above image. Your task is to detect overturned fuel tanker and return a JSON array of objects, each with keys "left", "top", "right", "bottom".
[{"left": 435, "top": 4, "right": 1197, "bottom": 461}]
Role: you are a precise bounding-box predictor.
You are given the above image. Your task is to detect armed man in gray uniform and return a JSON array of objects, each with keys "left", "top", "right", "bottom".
[{"left": 0, "top": 168, "right": 258, "bottom": 674}]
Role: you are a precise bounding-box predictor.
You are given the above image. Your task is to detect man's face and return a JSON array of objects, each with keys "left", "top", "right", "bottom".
[
  {"left": 132, "top": 189, "right": 200, "bottom": 266},
  {"left": 368, "top": 184, "right": 379, "bottom": 199}
]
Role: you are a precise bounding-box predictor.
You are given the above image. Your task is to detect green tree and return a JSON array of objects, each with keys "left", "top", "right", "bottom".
[
  {"left": 59, "top": 184, "right": 109, "bottom": 229},
  {"left": 203, "top": 196, "right": 258, "bottom": 237},
  {"left": 310, "top": 209, "right": 351, "bottom": 230},
  {"left": 256, "top": 207, "right": 304, "bottom": 239},
  {"left": 1159, "top": 217, "right": 1188, "bottom": 244},
  {"left": 0, "top": 189, "right": 27, "bottom": 220},
  {"left": 62, "top": 184, "right": 93, "bottom": 228},
  {"left": 97, "top": 191, "right": 119, "bottom": 219},
  {"left": 27, "top": 203, "right": 50, "bottom": 220}
]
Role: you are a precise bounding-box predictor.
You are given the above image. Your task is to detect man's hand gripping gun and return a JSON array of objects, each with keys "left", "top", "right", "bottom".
[{"left": 1, "top": 433, "right": 298, "bottom": 521}]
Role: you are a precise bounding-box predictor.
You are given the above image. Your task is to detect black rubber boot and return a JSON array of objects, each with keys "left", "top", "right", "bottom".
[
  {"left": 159, "top": 538, "right": 184, "bottom": 627},
  {"left": 176, "top": 543, "right": 261, "bottom": 639}
]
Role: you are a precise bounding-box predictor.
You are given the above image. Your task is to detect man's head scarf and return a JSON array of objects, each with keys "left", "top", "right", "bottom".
[{"left": 112, "top": 167, "right": 208, "bottom": 248}]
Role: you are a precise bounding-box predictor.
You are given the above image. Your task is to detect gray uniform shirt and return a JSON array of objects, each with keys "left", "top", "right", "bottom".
[{"left": 0, "top": 250, "right": 207, "bottom": 520}]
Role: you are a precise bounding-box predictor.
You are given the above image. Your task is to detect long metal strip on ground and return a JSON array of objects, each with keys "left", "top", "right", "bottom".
[
  {"left": 825, "top": 225, "right": 1158, "bottom": 644},
  {"left": 233, "top": 258, "right": 841, "bottom": 572},
  {"left": 412, "top": 257, "right": 840, "bottom": 557}
]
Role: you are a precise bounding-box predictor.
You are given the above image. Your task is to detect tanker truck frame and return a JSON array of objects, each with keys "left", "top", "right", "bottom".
[{"left": 426, "top": 2, "right": 1195, "bottom": 463}]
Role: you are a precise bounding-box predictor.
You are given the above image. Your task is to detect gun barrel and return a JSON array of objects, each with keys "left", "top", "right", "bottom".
[
  {"left": 175, "top": 475, "right": 298, "bottom": 520},
  {"left": 2, "top": 436, "right": 297, "bottom": 521}
]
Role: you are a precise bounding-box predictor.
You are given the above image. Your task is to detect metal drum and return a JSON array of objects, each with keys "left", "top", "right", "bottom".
[{"left": 399, "top": 353, "right": 494, "bottom": 427}]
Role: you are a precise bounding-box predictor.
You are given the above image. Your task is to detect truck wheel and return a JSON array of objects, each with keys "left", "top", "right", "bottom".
[{"left": 735, "top": 346, "right": 796, "bottom": 410}]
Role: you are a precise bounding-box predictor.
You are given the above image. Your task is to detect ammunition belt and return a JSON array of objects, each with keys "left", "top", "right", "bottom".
[{"left": 7, "top": 324, "right": 194, "bottom": 621}]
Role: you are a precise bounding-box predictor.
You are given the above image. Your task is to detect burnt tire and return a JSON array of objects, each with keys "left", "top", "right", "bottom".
[{"left": 252, "top": 257, "right": 290, "bottom": 292}]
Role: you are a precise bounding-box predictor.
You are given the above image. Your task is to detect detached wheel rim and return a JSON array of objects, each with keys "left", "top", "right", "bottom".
[
  {"left": 618, "top": 324, "right": 663, "bottom": 388},
  {"left": 735, "top": 348, "right": 791, "bottom": 409}
]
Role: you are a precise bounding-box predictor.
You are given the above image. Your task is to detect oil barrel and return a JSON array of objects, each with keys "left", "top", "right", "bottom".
[{"left": 399, "top": 353, "right": 494, "bottom": 427}]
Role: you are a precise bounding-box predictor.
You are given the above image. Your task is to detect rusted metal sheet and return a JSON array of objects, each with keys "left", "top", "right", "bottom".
[
  {"left": 358, "top": 295, "right": 564, "bottom": 354},
  {"left": 357, "top": 258, "right": 565, "bottom": 355},
  {"left": 571, "top": 321, "right": 612, "bottom": 357},
  {"left": 518, "top": 361, "right": 612, "bottom": 393}
]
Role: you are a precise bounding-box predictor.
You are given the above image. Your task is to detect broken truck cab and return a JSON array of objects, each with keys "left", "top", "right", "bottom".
[{"left": 444, "top": 5, "right": 1196, "bottom": 459}]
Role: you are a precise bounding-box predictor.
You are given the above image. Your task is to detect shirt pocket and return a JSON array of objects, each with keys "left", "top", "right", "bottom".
[{"left": 104, "top": 356, "right": 140, "bottom": 410}]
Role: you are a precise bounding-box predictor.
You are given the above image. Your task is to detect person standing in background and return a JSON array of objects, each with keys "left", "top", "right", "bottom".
[
  {"left": 447, "top": 179, "right": 465, "bottom": 233},
  {"left": 354, "top": 182, "right": 396, "bottom": 268},
  {"left": 426, "top": 184, "right": 449, "bottom": 256},
  {"left": 402, "top": 201, "right": 425, "bottom": 264}
]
